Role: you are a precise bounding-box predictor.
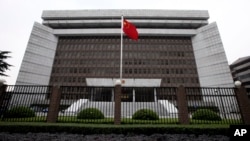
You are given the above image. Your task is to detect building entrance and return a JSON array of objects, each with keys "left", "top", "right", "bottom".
[{"left": 135, "top": 88, "right": 154, "bottom": 102}]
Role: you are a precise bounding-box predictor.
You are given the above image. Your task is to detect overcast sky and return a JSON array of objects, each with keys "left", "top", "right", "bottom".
[{"left": 0, "top": 0, "right": 249, "bottom": 84}]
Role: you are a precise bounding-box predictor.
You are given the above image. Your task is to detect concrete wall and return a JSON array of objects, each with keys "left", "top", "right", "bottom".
[
  {"left": 15, "top": 22, "right": 58, "bottom": 85},
  {"left": 192, "top": 22, "right": 234, "bottom": 87}
]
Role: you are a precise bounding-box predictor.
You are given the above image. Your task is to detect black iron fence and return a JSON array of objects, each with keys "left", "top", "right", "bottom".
[
  {"left": 0, "top": 85, "right": 51, "bottom": 122},
  {"left": 247, "top": 88, "right": 250, "bottom": 99},
  {"left": 0, "top": 85, "right": 246, "bottom": 124},
  {"left": 58, "top": 86, "right": 114, "bottom": 123},
  {"left": 186, "top": 87, "right": 241, "bottom": 124}
]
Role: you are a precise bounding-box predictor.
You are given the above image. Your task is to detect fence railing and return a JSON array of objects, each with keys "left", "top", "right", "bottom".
[
  {"left": 0, "top": 85, "right": 51, "bottom": 122},
  {"left": 247, "top": 88, "right": 250, "bottom": 99},
  {"left": 185, "top": 87, "right": 241, "bottom": 124},
  {"left": 0, "top": 85, "right": 249, "bottom": 125}
]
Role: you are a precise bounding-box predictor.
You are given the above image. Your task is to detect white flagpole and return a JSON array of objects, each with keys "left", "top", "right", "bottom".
[{"left": 120, "top": 15, "right": 124, "bottom": 82}]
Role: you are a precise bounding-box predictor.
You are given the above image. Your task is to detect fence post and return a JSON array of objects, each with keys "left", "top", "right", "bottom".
[
  {"left": 114, "top": 80, "right": 122, "bottom": 125},
  {"left": 235, "top": 86, "right": 250, "bottom": 124},
  {"left": 0, "top": 83, "right": 7, "bottom": 103},
  {"left": 0, "top": 82, "right": 7, "bottom": 118},
  {"left": 176, "top": 85, "right": 189, "bottom": 124},
  {"left": 47, "top": 85, "right": 61, "bottom": 123}
]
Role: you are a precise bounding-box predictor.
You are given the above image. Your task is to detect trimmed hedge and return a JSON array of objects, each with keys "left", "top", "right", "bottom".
[
  {"left": 192, "top": 109, "right": 221, "bottom": 121},
  {"left": 4, "top": 106, "right": 35, "bottom": 118},
  {"left": 188, "top": 106, "right": 219, "bottom": 113},
  {"left": 77, "top": 108, "right": 104, "bottom": 119},
  {"left": 132, "top": 109, "right": 159, "bottom": 120}
]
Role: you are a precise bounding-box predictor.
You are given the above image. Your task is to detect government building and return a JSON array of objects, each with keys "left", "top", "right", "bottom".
[
  {"left": 15, "top": 10, "right": 234, "bottom": 101},
  {"left": 230, "top": 56, "right": 250, "bottom": 88}
]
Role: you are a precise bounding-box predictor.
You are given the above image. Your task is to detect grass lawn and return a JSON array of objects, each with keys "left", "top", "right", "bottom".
[{"left": 0, "top": 121, "right": 230, "bottom": 128}]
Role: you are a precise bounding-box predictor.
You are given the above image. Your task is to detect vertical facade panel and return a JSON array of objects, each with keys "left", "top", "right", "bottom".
[
  {"left": 192, "top": 22, "right": 234, "bottom": 87},
  {"left": 15, "top": 22, "right": 58, "bottom": 85}
]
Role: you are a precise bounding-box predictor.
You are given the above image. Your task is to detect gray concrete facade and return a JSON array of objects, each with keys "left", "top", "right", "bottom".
[
  {"left": 192, "top": 22, "right": 234, "bottom": 87},
  {"left": 16, "top": 9, "right": 234, "bottom": 87},
  {"left": 16, "top": 22, "right": 58, "bottom": 85},
  {"left": 230, "top": 56, "right": 250, "bottom": 88},
  {"left": 41, "top": 9, "right": 209, "bottom": 20}
]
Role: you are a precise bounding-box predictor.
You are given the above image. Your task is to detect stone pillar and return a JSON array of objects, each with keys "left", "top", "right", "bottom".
[
  {"left": 235, "top": 86, "right": 250, "bottom": 124},
  {"left": 114, "top": 80, "right": 122, "bottom": 125},
  {"left": 176, "top": 85, "right": 189, "bottom": 124},
  {"left": 47, "top": 86, "right": 61, "bottom": 123}
]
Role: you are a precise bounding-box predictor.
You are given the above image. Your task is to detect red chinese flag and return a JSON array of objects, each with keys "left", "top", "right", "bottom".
[{"left": 123, "top": 19, "right": 138, "bottom": 40}]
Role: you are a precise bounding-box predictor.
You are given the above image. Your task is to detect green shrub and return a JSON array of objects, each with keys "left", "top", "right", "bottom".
[
  {"left": 188, "top": 106, "right": 219, "bottom": 113},
  {"left": 192, "top": 109, "right": 221, "bottom": 121},
  {"left": 4, "top": 106, "right": 35, "bottom": 118},
  {"left": 132, "top": 109, "right": 159, "bottom": 120},
  {"left": 77, "top": 108, "right": 104, "bottom": 119}
]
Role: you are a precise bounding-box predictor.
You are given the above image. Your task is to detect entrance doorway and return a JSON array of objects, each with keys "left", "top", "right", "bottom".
[{"left": 135, "top": 88, "right": 154, "bottom": 102}]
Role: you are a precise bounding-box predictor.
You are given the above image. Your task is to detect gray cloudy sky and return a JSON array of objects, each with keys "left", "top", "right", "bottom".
[{"left": 0, "top": 0, "right": 249, "bottom": 84}]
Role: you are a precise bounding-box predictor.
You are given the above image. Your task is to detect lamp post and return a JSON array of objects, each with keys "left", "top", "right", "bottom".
[
  {"left": 234, "top": 80, "right": 242, "bottom": 88},
  {"left": 233, "top": 80, "right": 242, "bottom": 113}
]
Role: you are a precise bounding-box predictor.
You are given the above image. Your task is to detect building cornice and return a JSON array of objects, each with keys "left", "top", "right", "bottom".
[{"left": 42, "top": 9, "right": 209, "bottom": 20}]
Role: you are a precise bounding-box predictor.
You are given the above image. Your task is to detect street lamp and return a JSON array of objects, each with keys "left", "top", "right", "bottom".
[
  {"left": 115, "top": 80, "right": 122, "bottom": 86},
  {"left": 234, "top": 80, "right": 242, "bottom": 88}
]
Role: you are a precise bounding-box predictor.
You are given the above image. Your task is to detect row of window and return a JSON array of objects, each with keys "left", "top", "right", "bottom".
[
  {"left": 50, "top": 76, "right": 198, "bottom": 84},
  {"left": 57, "top": 44, "right": 193, "bottom": 51},
  {"left": 53, "top": 59, "right": 196, "bottom": 66},
  {"left": 59, "top": 37, "right": 192, "bottom": 44},
  {"left": 162, "top": 77, "right": 199, "bottom": 84},
  {"left": 237, "top": 73, "right": 250, "bottom": 80},
  {"left": 51, "top": 77, "right": 86, "bottom": 83},
  {"left": 52, "top": 67, "right": 198, "bottom": 75},
  {"left": 123, "top": 68, "right": 197, "bottom": 75},
  {"left": 55, "top": 51, "right": 193, "bottom": 58}
]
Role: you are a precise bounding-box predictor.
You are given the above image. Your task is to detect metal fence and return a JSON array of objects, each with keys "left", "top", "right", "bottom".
[
  {"left": 0, "top": 85, "right": 51, "bottom": 122},
  {"left": 0, "top": 85, "right": 244, "bottom": 124},
  {"left": 186, "top": 87, "right": 242, "bottom": 124},
  {"left": 120, "top": 87, "right": 178, "bottom": 124},
  {"left": 247, "top": 88, "right": 250, "bottom": 100},
  {"left": 58, "top": 86, "right": 115, "bottom": 123}
]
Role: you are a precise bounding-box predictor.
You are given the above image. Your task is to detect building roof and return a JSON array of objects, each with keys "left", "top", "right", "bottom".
[
  {"left": 230, "top": 56, "right": 250, "bottom": 66},
  {"left": 42, "top": 9, "right": 209, "bottom": 20},
  {"left": 41, "top": 9, "right": 209, "bottom": 31}
]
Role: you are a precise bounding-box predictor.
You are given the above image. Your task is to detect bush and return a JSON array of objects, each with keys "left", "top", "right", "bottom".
[
  {"left": 132, "top": 109, "right": 159, "bottom": 120},
  {"left": 192, "top": 109, "right": 221, "bottom": 121},
  {"left": 77, "top": 108, "right": 104, "bottom": 119},
  {"left": 188, "top": 106, "right": 219, "bottom": 113},
  {"left": 4, "top": 106, "right": 35, "bottom": 118}
]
